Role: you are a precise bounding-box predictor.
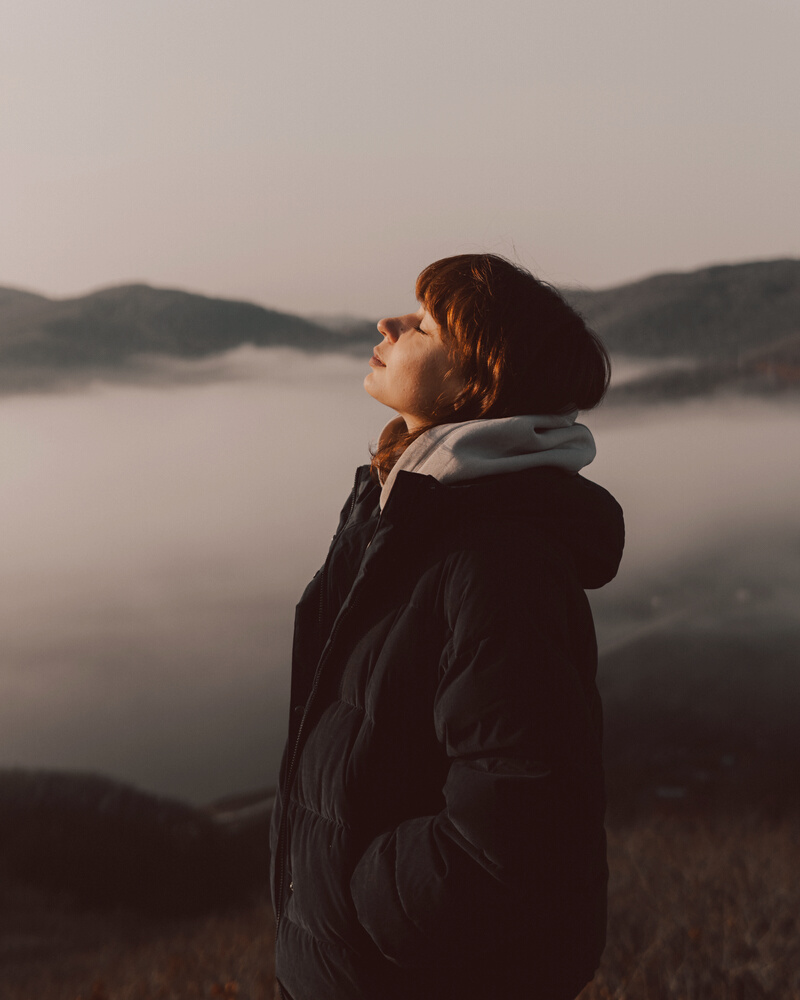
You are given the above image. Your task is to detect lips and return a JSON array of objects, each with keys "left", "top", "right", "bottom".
[{"left": 370, "top": 351, "right": 386, "bottom": 367}]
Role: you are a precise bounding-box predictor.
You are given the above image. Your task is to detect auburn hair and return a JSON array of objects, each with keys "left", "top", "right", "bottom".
[{"left": 370, "top": 253, "right": 611, "bottom": 484}]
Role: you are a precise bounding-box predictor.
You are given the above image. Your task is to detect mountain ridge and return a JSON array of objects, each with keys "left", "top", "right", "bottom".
[
  {"left": 562, "top": 257, "right": 800, "bottom": 360},
  {"left": 1, "top": 257, "right": 798, "bottom": 394},
  {"left": 0, "top": 282, "right": 343, "bottom": 364}
]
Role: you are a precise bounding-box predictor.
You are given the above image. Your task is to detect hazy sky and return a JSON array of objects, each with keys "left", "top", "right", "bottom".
[{"left": 2, "top": 0, "right": 798, "bottom": 316}]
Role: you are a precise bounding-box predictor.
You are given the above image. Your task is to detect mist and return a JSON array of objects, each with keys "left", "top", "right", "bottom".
[
  {"left": 0, "top": 349, "right": 385, "bottom": 803},
  {"left": 1, "top": 349, "right": 797, "bottom": 803},
  {"left": 585, "top": 396, "right": 800, "bottom": 568}
]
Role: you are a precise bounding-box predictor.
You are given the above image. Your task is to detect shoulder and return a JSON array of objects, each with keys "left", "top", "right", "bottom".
[
  {"left": 427, "top": 467, "right": 623, "bottom": 625},
  {"left": 437, "top": 519, "right": 576, "bottom": 642},
  {"left": 440, "top": 469, "right": 623, "bottom": 593},
  {"left": 438, "top": 468, "right": 589, "bottom": 566}
]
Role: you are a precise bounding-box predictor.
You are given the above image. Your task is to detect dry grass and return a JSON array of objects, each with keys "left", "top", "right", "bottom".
[
  {"left": 579, "top": 817, "right": 800, "bottom": 1000},
  {"left": 3, "top": 815, "right": 798, "bottom": 999},
  {"left": 0, "top": 895, "right": 276, "bottom": 1000}
]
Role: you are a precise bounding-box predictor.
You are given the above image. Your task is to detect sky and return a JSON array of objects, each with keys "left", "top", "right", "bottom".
[{"left": 2, "top": 0, "right": 799, "bottom": 316}]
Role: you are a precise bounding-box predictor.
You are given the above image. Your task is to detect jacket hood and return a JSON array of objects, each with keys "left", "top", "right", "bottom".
[{"left": 379, "top": 413, "right": 596, "bottom": 510}]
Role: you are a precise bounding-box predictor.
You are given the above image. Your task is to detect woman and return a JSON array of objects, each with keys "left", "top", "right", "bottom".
[{"left": 270, "top": 253, "right": 624, "bottom": 1000}]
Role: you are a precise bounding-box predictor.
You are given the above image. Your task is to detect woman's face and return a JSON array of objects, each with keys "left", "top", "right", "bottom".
[{"left": 364, "top": 304, "right": 463, "bottom": 431}]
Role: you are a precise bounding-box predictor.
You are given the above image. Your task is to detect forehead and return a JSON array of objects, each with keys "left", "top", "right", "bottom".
[{"left": 416, "top": 305, "right": 440, "bottom": 328}]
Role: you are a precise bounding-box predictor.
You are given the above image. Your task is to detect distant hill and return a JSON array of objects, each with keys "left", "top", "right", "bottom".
[
  {"left": 1, "top": 258, "right": 798, "bottom": 394},
  {"left": 0, "top": 283, "right": 365, "bottom": 390},
  {"left": 563, "top": 258, "right": 800, "bottom": 360},
  {"left": 0, "top": 286, "right": 52, "bottom": 324},
  {"left": 0, "top": 769, "right": 272, "bottom": 915}
]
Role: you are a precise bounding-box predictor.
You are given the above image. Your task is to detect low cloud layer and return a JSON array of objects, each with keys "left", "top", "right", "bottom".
[{"left": 0, "top": 349, "right": 797, "bottom": 802}]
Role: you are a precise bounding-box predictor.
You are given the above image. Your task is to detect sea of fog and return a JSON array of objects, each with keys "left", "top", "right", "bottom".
[{"left": 1, "top": 347, "right": 798, "bottom": 804}]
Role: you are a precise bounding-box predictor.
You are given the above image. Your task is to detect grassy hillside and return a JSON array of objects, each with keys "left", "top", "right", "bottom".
[
  {"left": 1, "top": 816, "right": 797, "bottom": 998},
  {"left": 0, "top": 771, "right": 270, "bottom": 917}
]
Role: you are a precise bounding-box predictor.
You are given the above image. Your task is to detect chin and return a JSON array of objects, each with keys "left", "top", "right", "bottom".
[{"left": 363, "top": 373, "right": 383, "bottom": 401}]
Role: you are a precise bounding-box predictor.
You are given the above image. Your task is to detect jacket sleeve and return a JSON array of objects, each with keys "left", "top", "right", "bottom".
[{"left": 349, "top": 538, "right": 605, "bottom": 968}]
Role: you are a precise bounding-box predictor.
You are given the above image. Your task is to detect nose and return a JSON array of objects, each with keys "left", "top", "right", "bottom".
[{"left": 376, "top": 316, "right": 400, "bottom": 343}]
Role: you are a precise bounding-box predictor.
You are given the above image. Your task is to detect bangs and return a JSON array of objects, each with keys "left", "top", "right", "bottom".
[{"left": 415, "top": 256, "right": 488, "bottom": 338}]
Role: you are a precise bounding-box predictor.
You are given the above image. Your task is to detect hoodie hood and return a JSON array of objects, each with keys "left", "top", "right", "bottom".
[
  {"left": 379, "top": 412, "right": 596, "bottom": 510},
  {"left": 371, "top": 415, "right": 622, "bottom": 590}
]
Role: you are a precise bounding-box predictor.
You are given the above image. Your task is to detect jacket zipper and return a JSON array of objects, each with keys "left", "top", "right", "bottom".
[{"left": 275, "top": 478, "right": 378, "bottom": 933}]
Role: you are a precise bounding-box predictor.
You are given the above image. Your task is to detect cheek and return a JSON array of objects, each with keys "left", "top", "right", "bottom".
[
  {"left": 367, "top": 343, "right": 458, "bottom": 419},
  {"left": 408, "top": 354, "right": 457, "bottom": 408}
]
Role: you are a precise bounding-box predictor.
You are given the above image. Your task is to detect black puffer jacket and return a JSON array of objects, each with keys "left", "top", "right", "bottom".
[{"left": 270, "top": 463, "right": 624, "bottom": 1000}]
